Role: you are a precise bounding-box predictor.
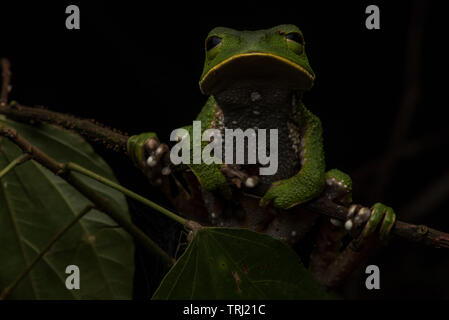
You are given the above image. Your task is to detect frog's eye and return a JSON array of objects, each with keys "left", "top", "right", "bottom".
[
  {"left": 286, "top": 32, "right": 304, "bottom": 45},
  {"left": 206, "top": 36, "right": 222, "bottom": 51},
  {"left": 285, "top": 32, "right": 304, "bottom": 55}
]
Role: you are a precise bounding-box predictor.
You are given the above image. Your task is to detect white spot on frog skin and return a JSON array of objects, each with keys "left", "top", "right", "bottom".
[
  {"left": 161, "top": 167, "right": 171, "bottom": 175},
  {"left": 155, "top": 145, "right": 165, "bottom": 155},
  {"left": 326, "top": 177, "right": 348, "bottom": 189},
  {"left": 146, "top": 156, "right": 157, "bottom": 167},
  {"left": 288, "top": 122, "right": 301, "bottom": 156},
  {"left": 245, "top": 177, "right": 257, "bottom": 188},
  {"left": 347, "top": 204, "right": 358, "bottom": 219},
  {"left": 330, "top": 218, "right": 343, "bottom": 227},
  {"left": 146, "top": 138, "right": 158, "bottom": 150},
  {"left": 250, "top": 91, "right": 261, "bottom": 102},
  {"left": 291, "top": 230, "right": 297, "bottom": 237},
  {"left": 253, "top": 110, "right": 260, "bottom": 115},
  {"left": 354, "top": 207, "right": 371, "bottom": 224},
  {"left": 344, "top": 219, "right": 353, "bottom": 231}
]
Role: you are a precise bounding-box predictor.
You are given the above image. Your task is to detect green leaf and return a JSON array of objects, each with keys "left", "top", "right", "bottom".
[
  {"left": 152, "top": 227, "right": 330, "bottom": 299},
  {"left": 0, "top": 118, "right": 134, "bottom": 299}
]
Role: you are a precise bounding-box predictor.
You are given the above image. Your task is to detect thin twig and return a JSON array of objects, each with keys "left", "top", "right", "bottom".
[
  {"left": 66, "top": 162, "right": 188, "bottom": 226},
  {"left": 0, "top": 58, "right": 11, "bottom": 104},
  {"left": 0, "top": 205, "right": 93, "bottom": 300},
  {"left": 0, "top": 103, "right": 128, "bottom": 153},
  {"left": 0, "top": 153, "right": 30, "bottom": 179},
  {"left": 307, "top": 198, "right": 449, "bottom": 249}
]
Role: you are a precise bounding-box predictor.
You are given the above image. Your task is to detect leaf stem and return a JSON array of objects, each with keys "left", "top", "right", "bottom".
[
  {"left": 64, "top": 170, "right": 175, "bottom": 267},
  {"left": 0, "top": 153, "right": 30, "bottom": 179},
  {"left": 0, "top": 205, "right": 93, "bottom": 300},
  {"left": 66, "top": 162, "right": 188, "bottom": 226}
]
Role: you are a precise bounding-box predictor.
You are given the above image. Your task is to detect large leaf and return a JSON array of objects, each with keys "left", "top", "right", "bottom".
[
  {"left": 153, "top": 227, "right": 330, "bottom": 299},
  {"left": 0, "top": 117, "right": 134, "bottom": 299}
]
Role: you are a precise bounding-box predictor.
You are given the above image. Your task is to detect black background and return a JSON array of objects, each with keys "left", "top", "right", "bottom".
[{"left": 1, "top": 0, "right": 448, "bottom": 299}]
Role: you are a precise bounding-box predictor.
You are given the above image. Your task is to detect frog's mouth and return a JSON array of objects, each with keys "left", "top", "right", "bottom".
[{"left": 200, "top": 52, "right": 314, "bottom": 95}]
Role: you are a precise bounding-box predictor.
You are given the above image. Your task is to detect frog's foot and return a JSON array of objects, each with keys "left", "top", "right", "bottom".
[
  {"left": 344, "top": 203, "right": 396, "bottom": 243},
  {"left": 127, "top": 133, "right": 173, "bottom": 184}
]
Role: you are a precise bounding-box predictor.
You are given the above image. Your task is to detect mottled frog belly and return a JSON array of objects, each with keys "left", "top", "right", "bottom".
[{"left": 219, "top": 107, "right": 301, "bottom": 195}]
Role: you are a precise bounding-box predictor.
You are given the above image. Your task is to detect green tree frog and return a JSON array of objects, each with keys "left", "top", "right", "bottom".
[{"left": 127, "top": 25, "right": 396, "bottom": 287}]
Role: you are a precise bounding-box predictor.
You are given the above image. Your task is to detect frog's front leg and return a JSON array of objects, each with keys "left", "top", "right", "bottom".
[{"left": 260, "top": 103, "right": 326, "bottom": 209}]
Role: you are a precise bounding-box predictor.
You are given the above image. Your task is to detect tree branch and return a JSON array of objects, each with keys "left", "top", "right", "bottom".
[
  {"left": 1, "top": 58, "right": 448, "bottom": 250},
  {"left": 306, "top": 198, "right": 449, "bottom": 249},
  {"left": 0, "top": 102, "right": 129, "bottom": 153}
]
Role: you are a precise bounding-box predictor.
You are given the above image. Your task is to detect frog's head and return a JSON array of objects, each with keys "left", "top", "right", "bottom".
[{"left": 199, "top": 25, "right": 315, "bottom": 95}]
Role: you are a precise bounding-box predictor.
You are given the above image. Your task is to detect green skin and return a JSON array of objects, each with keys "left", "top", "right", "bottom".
[{"left": 128, "top": 25, "right": 396, "bottom": 241}]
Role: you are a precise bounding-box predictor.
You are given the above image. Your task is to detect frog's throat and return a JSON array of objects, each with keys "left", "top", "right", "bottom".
[{"left": 200, "top": 52, "right": 314, "bottom": 95}]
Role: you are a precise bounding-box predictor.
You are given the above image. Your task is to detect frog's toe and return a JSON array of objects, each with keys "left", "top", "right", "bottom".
[
  {"left": 127, "top": 135, "right": 149, "bottom": 168},
  {"left": 128, "top": 133, "right": 159, "bottom": 167},
  {"left": 345, "top": 203, "right": 396, "bottom": 242},
  {"left": 362, "top": 203, "right": 396, "bottom": 240},
  {"left": 145, "top": 140, "right": 169, "bottom": 167},
  {"left": 144, "top": 137, "right": 160, "bottom": 153},
  {"left": 378, "top": 205, "right": 396, "bottom": 241},
  {"left": 344, "top": 204, "right": 371, "bottom": 234},
  {"left": 144, "top": 142, "right": 172, "bottom": 178}
]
